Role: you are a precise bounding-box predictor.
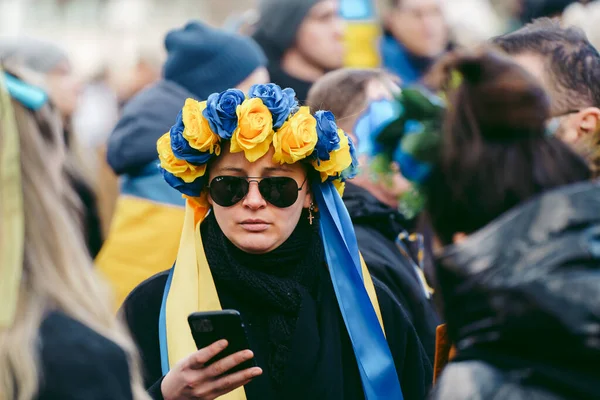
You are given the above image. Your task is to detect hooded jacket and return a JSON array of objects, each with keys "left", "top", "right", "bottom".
[
  {"left": 107, "top": 80, "right": 195, "bottom": 177},
  {"left": 430, "top": 181, "right": 600, "bottom": 399},
  {"left": 343, "top": 183, "right": 439, "bottom": 360}
]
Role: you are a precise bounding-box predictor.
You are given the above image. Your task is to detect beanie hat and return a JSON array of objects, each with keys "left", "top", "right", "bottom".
[
  {"left": 163, "top": 21, "right": 267, "bottom": 100},
  {"left": 0, "top": 37, "right": 68, "bottom": 73},
  {"left": 252, "top": 0, "right": 321, "bottom": 59}
]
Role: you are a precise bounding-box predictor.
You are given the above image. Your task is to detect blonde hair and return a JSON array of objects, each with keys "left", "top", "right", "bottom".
[{"left": 0, "top": 87, "right": 149, "bottom": 399}]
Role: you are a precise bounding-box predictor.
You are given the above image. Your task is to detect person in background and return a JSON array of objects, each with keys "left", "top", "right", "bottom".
[
  {"left": 307, "top": 68, "right": 439, "bottom": 360},
  {"left": 0, "top": 37, "right": 103, "bottom": 258},
  {"left": 0, "top": 69, "right": 149, "bottom": 400},
  {"left": 381, "top": 0, "right": 449, "bottom": 85},
  {"left": 97, "top": 21, "right": 269, "bottom": 308},
  {"left": 493, "top": 18, "right": 600, "bottom": 175},
  {"left": 431, "top": 17, "right": 600, "bottom": 382},
  {"left": 252, "top": 0, "right": 344, "bottom": 103},
  {"left": 418, "top": 49, "right": 597, "bottom": 399}
]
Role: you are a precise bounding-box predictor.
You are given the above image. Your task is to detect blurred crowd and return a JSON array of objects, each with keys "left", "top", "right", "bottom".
[{"left": 1, "top": 0, "right": 600, "bottom": 399}]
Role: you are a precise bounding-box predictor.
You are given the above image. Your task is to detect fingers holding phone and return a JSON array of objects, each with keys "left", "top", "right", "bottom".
[{"left": 161, "top": 340, "right": 262, "bottom": 400}]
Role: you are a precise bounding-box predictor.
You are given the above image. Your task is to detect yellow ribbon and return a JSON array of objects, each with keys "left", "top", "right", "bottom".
[
  {"left": 165, "top": 203, "right": 386, "bottom": 399},
  {"left": 0, "top": 71, "right": 24, "bottom": 328}
]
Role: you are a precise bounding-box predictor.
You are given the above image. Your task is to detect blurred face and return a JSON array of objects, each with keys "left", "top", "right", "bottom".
[
  {"left": 388, "top": 0, "right": 448, "bottom": 58},
  {"left": 208, "top": 145, "right": 312, "bottom": 254},
  {"left": 46, "top": 61, "right": 81, "bottom": 119},
  {"left": 235, "top": 67, "right": 270, "bottom": 93},
  {"left": 296, "top": 0, "right": 345, "bottom": 71},
  {"left": 512, "top": 52, "right": 600, "bottom": 148}
]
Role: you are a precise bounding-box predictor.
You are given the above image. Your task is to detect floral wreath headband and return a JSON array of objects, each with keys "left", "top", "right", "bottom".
[{"left": 156, "top": 83, "right": 358, "bottom": 214}]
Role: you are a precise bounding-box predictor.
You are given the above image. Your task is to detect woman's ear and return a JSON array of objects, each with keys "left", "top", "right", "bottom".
[{"left": 303, "top": 187, "right": 313, "bottom": 209}]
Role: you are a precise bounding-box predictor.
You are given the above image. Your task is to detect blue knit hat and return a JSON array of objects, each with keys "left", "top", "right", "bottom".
[{"left": 163, "top": 21, "right": 267, "bottom": 100}]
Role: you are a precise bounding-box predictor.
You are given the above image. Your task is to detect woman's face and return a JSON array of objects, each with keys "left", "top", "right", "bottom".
[
  {"left": 208, "top": 145, "right": 312, "bottom": 254},
  {"left": 46, "top": 61, "right": 81, "bottom": 119}
]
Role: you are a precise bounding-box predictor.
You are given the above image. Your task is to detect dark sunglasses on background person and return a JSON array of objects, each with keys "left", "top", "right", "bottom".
[{"left": 208, "top": 176, "right": 308, "bottom": 208}]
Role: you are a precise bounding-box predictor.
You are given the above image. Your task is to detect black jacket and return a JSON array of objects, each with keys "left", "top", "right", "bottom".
[
  {"left": 343, "top": 183, "right": 439, "bottom": 360},
  {"left": 122, "top": 270, "right": 432, "bottom": 400},
  {"left": 430, "top": 181, "right": 600, "bottom": 400},
  {"left": 37, "top": 311, "right": 133, "bottom": 399}
]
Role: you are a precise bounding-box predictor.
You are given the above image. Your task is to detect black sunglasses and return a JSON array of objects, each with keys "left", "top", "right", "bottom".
[{"left": 208, "top": 176, "right": 307, "bottom": 208}]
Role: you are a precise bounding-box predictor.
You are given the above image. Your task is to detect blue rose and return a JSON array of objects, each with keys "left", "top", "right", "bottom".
[
  {"left": 341, "top": 133, "right": 359, "bottom": 181},
  {"left": 248, "top": 83, "right": 297, "bottom": 129},
  {"left": 170, "top": 111, "right": 214, "bottom": 165},
  {"left": 161, "top": 168, "right": 207, "bottom": 197},
  {"left": 203, "top": 89, "right": 245, "bottom": 139},
  {"left": 313, "top": 110, "right": 340, "bottom": 161}
]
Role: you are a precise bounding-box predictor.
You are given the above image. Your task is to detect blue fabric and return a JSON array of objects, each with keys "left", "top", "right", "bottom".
[
  {"left": 354, "top": 99, "right": 403, "bottom": 156},
  {"left": 120, "top": 162, "right": 186, "bottom": 207},
  {"left": 159, "top": 267, "right": 175, "bottom": 374},
  {"left": 313, "top": 181, "right": 404, "bottom": 399},
  {"left": 380, "top": 35, "right": 429, "bottom": 86},
  {"left": 393, "top": 148, "right": 432, "bottom": 184},
  {"left": 341, "top": 0, "right": 376, "bottom": 20}
]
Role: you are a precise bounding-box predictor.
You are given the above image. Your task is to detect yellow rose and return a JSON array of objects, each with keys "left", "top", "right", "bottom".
[
  {"left": 231, "top": 98, "right": 274, "bottom": 162},
  {"left": 312, "top": 129, "right": 352, "bottom": 182},
  {"left": 182, "top": 99, "right": 221, "bottom": 155},
  {"left": 272, "top": 107, "right": 318, "bottom": 164},
  {"left": 157, "top": 133, "right": 206, "bottom": 183}
]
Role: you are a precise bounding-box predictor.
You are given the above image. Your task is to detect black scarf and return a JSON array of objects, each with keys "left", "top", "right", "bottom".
[{"left": 201, "top": 211, "right": 322, "bottom": 387}]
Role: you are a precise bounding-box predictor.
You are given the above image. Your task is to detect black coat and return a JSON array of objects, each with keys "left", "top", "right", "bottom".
[
  {"left": 37, "top": 311, "right": 133, "bottom": 399},
  {"left": 430, "top": 181, "right": 600, "bottom": 400},
  {"left": 343, "top": 183, "right": 439, "bottom": 360},
  {"left": 122, "top": 269, "right": 433, "bottom": 400}
]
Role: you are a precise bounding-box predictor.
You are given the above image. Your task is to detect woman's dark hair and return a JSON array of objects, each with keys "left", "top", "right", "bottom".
[{"left": 424, "top": 49, "right": 591, "bottom": 245}]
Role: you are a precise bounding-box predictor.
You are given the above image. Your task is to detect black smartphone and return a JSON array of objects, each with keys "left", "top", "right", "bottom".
[{"left": 187, "top": 310, "right": 257, "bottom": 374}]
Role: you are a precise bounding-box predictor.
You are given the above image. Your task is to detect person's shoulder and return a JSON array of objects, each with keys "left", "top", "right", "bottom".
[
  {"left": 38, "top": 311, "right": 133, "bottom": 399},
  {"left": 121, "top": 269, "right": 170, "bottom": 316},
  {"left": 431, "top": 361, "right": 565, "bottom": 400},
  {"left": 39, "top": 311, "right": 125, "bottom": 360}
]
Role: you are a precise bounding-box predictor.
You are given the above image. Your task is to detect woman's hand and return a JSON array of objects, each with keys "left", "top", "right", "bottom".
[{"left": 161, "top": 340, "right": 262, "bottom": 400}]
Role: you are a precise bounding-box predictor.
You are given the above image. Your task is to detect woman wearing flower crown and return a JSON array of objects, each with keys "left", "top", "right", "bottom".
[{"left": 121, "top": 84, "right": 432, "bottom": 400}]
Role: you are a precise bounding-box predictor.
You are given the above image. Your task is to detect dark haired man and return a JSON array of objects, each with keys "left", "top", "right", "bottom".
[
  {"left": 494, "top": 18, "right": 600, "bottom": 175},
  {"left": 252, "top": 0, "right": 344, "bottom": 103}
]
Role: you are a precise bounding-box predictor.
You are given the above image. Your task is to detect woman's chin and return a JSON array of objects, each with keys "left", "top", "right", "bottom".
[{"left": 231, "top": 234, "right": 281, "bottom": 255}]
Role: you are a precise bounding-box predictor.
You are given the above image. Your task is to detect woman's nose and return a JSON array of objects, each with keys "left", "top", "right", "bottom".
[{"left": 242, "top": 181, "right": 267, "bottom": 209}]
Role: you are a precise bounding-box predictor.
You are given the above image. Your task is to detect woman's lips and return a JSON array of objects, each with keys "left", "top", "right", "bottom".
[{"left": 240, "top": 219, "right": 270, "bottom": 232}]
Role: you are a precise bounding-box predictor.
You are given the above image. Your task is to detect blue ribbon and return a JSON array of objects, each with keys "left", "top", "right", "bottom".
[
  {"left": 313, "top": 181, "right": 404, "bottom": 400},
  {"left": 4, "top": 73, "right": 47, "bottom": 110},
  {"left": 159, "top": 267, "right": 175, "bottom": 375}
]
